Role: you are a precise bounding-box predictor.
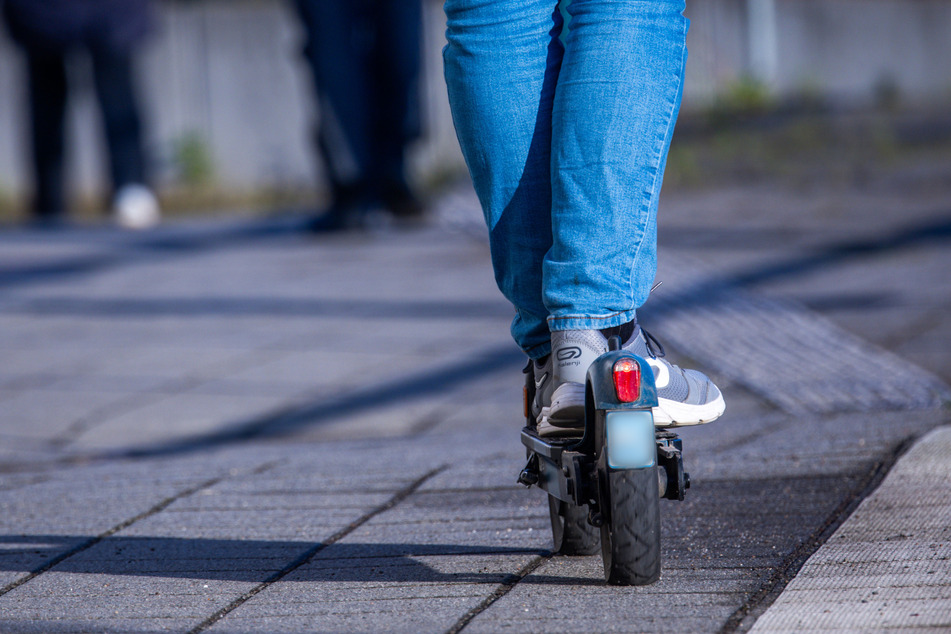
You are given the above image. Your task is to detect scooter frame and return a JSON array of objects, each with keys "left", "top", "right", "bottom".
[{"left": 518, "top": 337, "right": 689, "bottom": 584}]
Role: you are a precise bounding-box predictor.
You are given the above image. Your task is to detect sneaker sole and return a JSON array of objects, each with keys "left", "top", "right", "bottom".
[
  {"left": 653, "top": 392, "right": 726, "bottom": 427},
  {"left": 536, "top": 418, "right": 584, "bottom": 438},
  {"left": 542, "top": 382, "right": 586, "bottom": 427}
]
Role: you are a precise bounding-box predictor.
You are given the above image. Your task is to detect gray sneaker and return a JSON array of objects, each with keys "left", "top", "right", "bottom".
[
  {"left": 530, "top": 354, "right": 553, "bottom": 424},
  {"left": 624, "top": 329, "right": 725, "bottom": 426},
  {"left": 537, "top": 329, "right": 609, "bottom": 437},
  {"left": 536, "top": 327, "right": 725, "bottom": 436}
]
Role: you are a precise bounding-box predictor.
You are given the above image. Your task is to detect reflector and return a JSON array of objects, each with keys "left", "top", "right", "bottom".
[{"left": 613, "top": 357, "right": 641, "bottom": 402}]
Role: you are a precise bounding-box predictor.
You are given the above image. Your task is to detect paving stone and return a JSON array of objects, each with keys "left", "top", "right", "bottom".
[
  {"left": 750, "top": 427, "right": 951, "bottom": 632},
  {"left": 0, "top": 191, "right": 947, "bottom": 633}
]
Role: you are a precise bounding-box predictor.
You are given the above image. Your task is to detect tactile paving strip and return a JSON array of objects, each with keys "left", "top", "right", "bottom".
[
  {"left": 649, "top": 255, "right": 950, "bottom": 415},
  {"left": 749, "top": 426, "right": 951, "bottom": 631}
]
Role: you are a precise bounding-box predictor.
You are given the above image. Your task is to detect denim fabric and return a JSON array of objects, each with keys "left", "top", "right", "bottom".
[{"left": 444, "top": 0, "right": 688, "bottom": 359}]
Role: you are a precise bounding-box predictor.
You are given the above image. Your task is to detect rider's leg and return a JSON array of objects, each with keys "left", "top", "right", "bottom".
[
  {"left": 444, "top": 0, "right": 723, "bottom": 434},
  {"left": 443, "top": 0, "right": 564, "bottom": 361},
  {"left": 542, "top": 0, "right": 722, "bottom": 433},
  {"left": 546, "top": 0, "right": 688, "bottom": 332}
]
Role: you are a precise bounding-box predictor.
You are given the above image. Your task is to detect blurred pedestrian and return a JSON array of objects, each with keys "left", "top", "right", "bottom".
[
  {"left": 293, "top": 0, "right": 423, "bottom": 231},
  {"left": 2, "top": 0, "right": 159, "bottom": 229},
  {"left": 443, "top": 0, "right": 724, "bottom": 436}
]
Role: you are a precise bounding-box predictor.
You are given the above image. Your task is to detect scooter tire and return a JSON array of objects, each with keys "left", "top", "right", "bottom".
[
  {"left": 548, "top": 495, "right": 600, "bottom": 555},
  {"left": 600, "top": 466, "right": 661, "bottom": 585}
]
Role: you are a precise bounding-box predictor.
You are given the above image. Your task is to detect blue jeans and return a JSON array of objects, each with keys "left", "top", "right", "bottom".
[{"left": 443, "top": 0, "right": 688, "bottom": 359}]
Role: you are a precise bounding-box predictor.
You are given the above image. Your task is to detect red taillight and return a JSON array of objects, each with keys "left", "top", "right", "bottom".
[{"left": 613, "top": 357, "right": 641, "bottom": 402}]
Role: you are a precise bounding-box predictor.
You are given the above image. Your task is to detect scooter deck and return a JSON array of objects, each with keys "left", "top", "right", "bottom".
[{"left": 519, "top": 427, "right": 593, "bottom": 505}]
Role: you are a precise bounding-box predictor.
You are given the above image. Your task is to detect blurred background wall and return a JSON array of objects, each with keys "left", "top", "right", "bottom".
[{"left": 0, "top": 0, "right": 949, "bottom": 207}]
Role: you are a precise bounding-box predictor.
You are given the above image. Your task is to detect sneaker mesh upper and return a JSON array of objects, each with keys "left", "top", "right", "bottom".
[
  {"left": 624, "top": 329, "right": 718, "bottom": 406},
  {"left": 551, "top": 329, "right": 608, "bottom": 386}
]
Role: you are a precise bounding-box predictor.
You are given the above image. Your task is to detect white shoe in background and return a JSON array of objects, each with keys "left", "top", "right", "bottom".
[{"left": 113, "top": 184, "right": 161, "bottom": 230}]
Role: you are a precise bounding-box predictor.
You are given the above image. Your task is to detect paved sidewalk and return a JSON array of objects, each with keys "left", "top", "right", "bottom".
[
  {"left": 751, "top": 426, "right": 951, "bottom": 632},
  {"left": 0, "top": 183, "right": 948, "bottom": 632}
]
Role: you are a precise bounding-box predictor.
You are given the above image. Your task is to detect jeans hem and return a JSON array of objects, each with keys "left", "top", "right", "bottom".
[
  {"left": 525, "top": 340, "right": 552, "bottom": 360},
  {"left": 547, "top": 309, "right": 637, "bottom": 333}
]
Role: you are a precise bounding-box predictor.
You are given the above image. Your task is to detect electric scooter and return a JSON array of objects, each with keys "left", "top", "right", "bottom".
[{"left": 517, "top": 335, "right": 689, "bottom": 585}]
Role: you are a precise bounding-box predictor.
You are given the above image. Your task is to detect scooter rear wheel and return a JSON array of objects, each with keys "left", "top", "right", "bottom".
[
  {"left": 548, "top": 495, "right": 600, "bottom": 555},
  {"left": 599, "top": 465, "right": 661, "bottom": 585}
]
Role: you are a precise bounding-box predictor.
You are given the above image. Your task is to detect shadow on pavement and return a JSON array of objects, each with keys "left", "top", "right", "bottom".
[
  {"left": 0, "top": 475, "right": 865, "bottom": 589},
  {"left": 0, "top": 214, "right": 308, "bottom": 290},
  {"left": 6, "top": 296, "right": 513, "bottom": 320},
  {"left": 81, "top": 342, "right": 525, "bottom": 462},
  {"left": 0, "top": 535, "right": 546, "bottom": 584},
  {"left": 646, "top": 210, "right": 951, "bottom": 319},
  {"left": 722, "top": 211, "right": 951, "bottom": 289},
  {"left": 10, "top": 210, "right": 950, "bottom": 465},
  {"left": 5, "top": 208, "right": 950, "bottom": 296}
]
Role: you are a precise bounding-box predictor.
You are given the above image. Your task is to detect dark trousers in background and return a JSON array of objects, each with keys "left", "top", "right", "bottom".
[
  {"left": 293, "top": 0, "right": 422, "bottom": 213},
  {"left": 26, "top": 44, "right": 147, "bottom": 217}
]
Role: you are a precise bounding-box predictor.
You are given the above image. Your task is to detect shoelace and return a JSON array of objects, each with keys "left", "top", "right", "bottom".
[
  {"left": 639, "top": 280, "right": 667, "bottom": 360},
  {"left": 640, "top": 327, "right": 667, "bottom": 360}
]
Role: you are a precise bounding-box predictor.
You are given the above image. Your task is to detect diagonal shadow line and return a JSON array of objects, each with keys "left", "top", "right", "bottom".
[
  {"left": 0, "top": 214, "right": 309, "bottom": 290},
  {"left": 648, "top": 211, "right": 951, "bottom": 318},
  {"left": 726, "top": 212, "right": 951, "bottom": 289},
  {"left": 0, "top": 533, "right": 550, "bottom": 585},
  {"left": 80, "top": 342, "right": 525, "bottom": 462},
  {"left": 8, "top": 296, "right": 513, "bottom": 320}
]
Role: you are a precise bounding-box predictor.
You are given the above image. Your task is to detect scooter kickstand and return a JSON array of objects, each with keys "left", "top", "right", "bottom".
[{"left": 518, "top": 453, "right": 540, "bottom": 487}]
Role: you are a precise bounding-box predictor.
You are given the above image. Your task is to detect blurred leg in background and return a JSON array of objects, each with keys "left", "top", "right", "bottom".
[
  {"left": 24, "top": 48, "right": 68, "bottom": 222},
  {"left": 293, "top": 0, "right": 423, "bottom": 231},
  {"left": 370, "top": 0, "right": 423, "bottom": 219},
  {"left": 89, "top": 37, "right": 158, "bottom": 229},
  {"left": 2, "top": 0, "right": 158, "bottom": 229}
]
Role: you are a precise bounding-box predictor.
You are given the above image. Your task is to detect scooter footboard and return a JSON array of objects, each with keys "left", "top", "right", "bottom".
[{"left": 520, "top": 431, "right": 594, "bottom": 506}]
